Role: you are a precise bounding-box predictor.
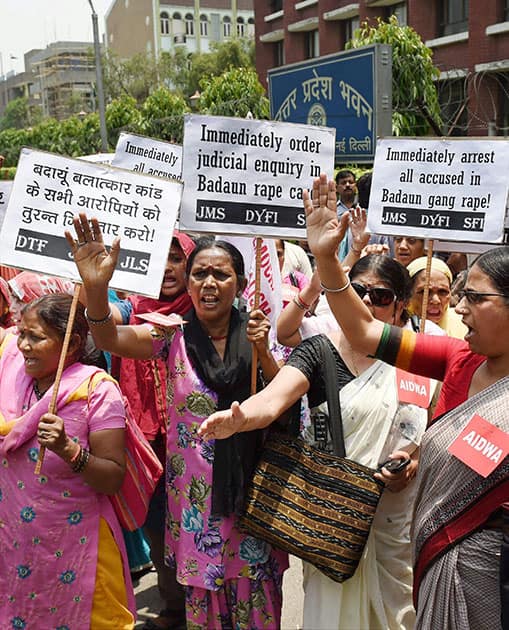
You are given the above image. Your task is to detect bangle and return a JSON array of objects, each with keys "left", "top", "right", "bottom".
[
  {"left": 71, "top": 447, "right": 90, "bottom": 473},
  {"left": 320, "top": 278, "right": 351, "bottom": 293},
  {"left": 84, "top": 308, "right": 112, "bottom": 326},
  {"left": 297, "top": 293, "right": 311, "bottom": 309},
  {"left": 293, "top": 294, "right": 310, "bottom": 311},
  {"left": 69, "top": 442, "right": 81, "bottom": 464}
]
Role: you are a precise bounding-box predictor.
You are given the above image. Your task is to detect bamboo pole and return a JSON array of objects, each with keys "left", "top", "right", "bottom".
[
  {"left": 419, "top": 241, "right": 434, "bottom": 333},
  {"left": 250, "top": 238, "right": 262, "bottom": 395},
  {"left": 34, "top": 283, "right": 81, "bottom": 474}
]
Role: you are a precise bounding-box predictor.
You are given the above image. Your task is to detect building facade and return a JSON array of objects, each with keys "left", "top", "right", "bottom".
[
  {"left": 255, "top": 0, "right": 509, "bottom": 137},
  {"left": 0, "top": 42, "right": 97, "bottom": 121},
  {"left": 105, "top": 0, "right": 254, "bottom": 58},
  {"left": 28, "top": 43, "right": 97, "bottom": 120}
]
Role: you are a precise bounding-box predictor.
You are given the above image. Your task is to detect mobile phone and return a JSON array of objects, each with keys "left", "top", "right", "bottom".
[{"left": 379, "top": 458, "right": 411, "bottom": 473}]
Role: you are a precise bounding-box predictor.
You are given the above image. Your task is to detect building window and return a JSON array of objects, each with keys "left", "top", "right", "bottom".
[
  {"left": 160, "top": 11, "right": 170, "bottom": 35},
  {"left": 505, "top": 0, "right": 509, "bottom": 21},
  {"left": 200, "top": 15, "right": 209, "bottom": 37},
  {"left": 271, "top": 0, "right": 283, "bottom": 11},
  {"left": 274, "top": 40, "right": 284, "bottom": 67},
  {"left": 440, "top": 0, "right": 469, "bottom": 36},
  {"left": 385, "top": 2, "right": 407, "bottom": 25},
  {"left": 237, "top": 17, "right": 246, "bottom": 37},
  {"left": 344, "top": 16, "right": 360, "bottom": 46},
  {"left": 248, "top": 17, "right": 255, "bottom": 36},
  {"left": 306, "top": 30, "right": 319, "bottom": 59},
  {"left": 185, "top": 13, "right": 194, "bottom": 36},
  {"left": 223, "top": 16, "right": 231, "bottom": 38}
]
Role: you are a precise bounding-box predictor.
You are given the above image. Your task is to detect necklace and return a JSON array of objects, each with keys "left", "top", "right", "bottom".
[
  {"left": 209, "top": 334, "right": 228, "bottom": 341},
  {"left": 33, "top": 382, "right": 47, "bottom": 400}
]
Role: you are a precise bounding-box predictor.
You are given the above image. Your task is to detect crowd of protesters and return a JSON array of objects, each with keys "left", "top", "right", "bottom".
[{"left": 0, "top": 168, "right": 507, "bottom": 630}]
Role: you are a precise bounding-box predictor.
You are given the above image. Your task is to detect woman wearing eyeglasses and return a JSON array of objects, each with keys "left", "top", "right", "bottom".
[
  {"left": 295, "top": 174, "right": 508, "bottom": 629},
  {"left": 200, "top": 253, "right": 433, "bottom": 629}
]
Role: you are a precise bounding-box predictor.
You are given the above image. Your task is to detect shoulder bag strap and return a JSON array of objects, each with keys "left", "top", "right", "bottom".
[{"left": 318, "top": 335, "right": 346, "bottom": 458}]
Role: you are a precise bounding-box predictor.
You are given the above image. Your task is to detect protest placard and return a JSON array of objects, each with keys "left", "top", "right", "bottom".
[
  {"left": 367, "top": 137, "right": 509, "bottom": 243},
  {"left": 434, "top": 204, "right": 509, "bottom": 253},
  {"left": 112, "top": 132, "right": 183, "bottom": 179},
  {"left": 179, "top": 114, "right": 335, "bottom": 239},
  {"left": 0, "top": 148, "right": 182, "bottom": 297},
  {"left": 223, "top": 235, "right": 282, "bottom": 343},
  {"left": 80, "top": 153, "right": 114, "bottom": 165},
  {"left": 0, "top": 181, "right": 13, "bottom": 229}
]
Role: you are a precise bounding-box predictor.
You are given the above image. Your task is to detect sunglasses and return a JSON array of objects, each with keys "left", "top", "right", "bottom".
[
  {"left": 457, "top": 289, "right": 506, "bottom": 305},
  {"left": 351, "top": 282, "right": 396, "bottom": 307}
]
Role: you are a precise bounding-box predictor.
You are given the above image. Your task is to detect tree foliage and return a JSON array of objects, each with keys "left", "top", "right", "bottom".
[
  {"left": 105, "top": 94, "right": 143, "bottom": 147},
  {"left": 198, "top": 67, "right": 269, "bottom": 119},
  {"left": 346, "top": 16, "right": 442, "bottom": 136},
  {"left": 102, "top": 51, "right": 161, "bottom": 103},
  {"left": 141, "top": 87, "right": 190, "bottom": 143},
  {"left": 0, "top": 39, "right": 262, "bottom": 167},
  {"left": 0, "top": 97, "right": 43, "bottom": 131}
]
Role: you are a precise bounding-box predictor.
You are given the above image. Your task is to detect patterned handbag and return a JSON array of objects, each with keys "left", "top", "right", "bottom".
[{"left": 240, "top": 336, "right": 384, "bottom": 583}]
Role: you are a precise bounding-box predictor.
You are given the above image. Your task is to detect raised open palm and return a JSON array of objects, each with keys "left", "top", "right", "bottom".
[
  {"left": 65, "top": 212, "right": 120, "bottom": 288},
  {"left": 304, "top": 174, "right": 349, "bottom": 259}
]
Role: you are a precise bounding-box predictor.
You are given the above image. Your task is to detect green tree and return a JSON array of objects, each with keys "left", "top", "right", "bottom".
[
  {"left": 0, "top": 127, "right": 30, "bottom": 166},
  {"left": 0, "top": 97, "right": 43, "bottom": 131},
  {"left": 154, "top": 38, "right": 255, "bottom": 98},
  {"left": 105, "top": 94, "right": 143, "bottom": 148},
  {"left": 198, "top": 67, "right": 269, "bottom": 119},
  {"left": 102, "top": 50, "right": 160, "bottom": 103},
  {"left": 346, "top": 16, "right": 442, "bottom": 136},
  {"left": 141, "top": 87, "right": 190, "bottom": 143}
]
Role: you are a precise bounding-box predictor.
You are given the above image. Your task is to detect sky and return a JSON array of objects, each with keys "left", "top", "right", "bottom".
[{"left": 0, "top": 0, "right": 114, "bottom": 77}]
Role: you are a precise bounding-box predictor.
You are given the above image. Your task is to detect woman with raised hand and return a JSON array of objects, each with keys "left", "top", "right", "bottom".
[
  {"left": 0, "top": 294, "right": 135, "bottom": 629},
  {"left": 302, "top": 174, "right": 508, "bottom": 629},
  {"left": 200, "top": 250, "right": 432, "bottom": 629},
  {"left": 66, "top": 215, "right": 288, "bottom": 630}
]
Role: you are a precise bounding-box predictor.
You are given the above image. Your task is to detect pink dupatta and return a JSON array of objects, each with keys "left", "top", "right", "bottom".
[{"left": 0, "top": 337, "right": 135, "bottom": 627}]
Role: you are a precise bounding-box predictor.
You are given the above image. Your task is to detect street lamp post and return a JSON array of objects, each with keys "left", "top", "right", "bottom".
[{"left": 87, "top": 0, "right": 108, "bottom": 151}]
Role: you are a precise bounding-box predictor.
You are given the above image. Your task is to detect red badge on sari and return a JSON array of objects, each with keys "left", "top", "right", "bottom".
[
  {"left": 448, "top": 414, "right": 509, "bottom": 477},
  {"left": 396, "top": 368, "right": 431, "bottom": 408}
]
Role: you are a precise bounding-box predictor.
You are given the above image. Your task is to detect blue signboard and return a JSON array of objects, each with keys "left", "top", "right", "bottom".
[{"left": 268, "top": 44, "right": 392, "bottom": 164}]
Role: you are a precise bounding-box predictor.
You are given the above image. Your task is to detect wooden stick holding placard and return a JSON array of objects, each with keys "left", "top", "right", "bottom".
[
  {"left": 34, "top": 283, "right": 81, "bottom": 474},
  {"left": 419, "top": 240, "right": 434, "bottom": 333},
  {"left": 250, "top": 238, "right": 262, "bottom": 395}
]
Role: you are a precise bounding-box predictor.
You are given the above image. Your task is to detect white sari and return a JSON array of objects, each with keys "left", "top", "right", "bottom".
[{"left": 303, "top": 360, "right": 428, "bottom": 630}]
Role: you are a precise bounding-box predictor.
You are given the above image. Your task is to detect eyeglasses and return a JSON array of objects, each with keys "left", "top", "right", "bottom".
[
  {"left": 351, "top": 282, "right": 396, "bottom": 307},
  {"left": 457, "top": 289, "right": 506, "bottom": 305}
]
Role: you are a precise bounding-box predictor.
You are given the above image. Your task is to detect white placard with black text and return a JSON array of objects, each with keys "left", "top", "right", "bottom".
[
  {"left": 180, "top": 114, "right": 335, "bottom": 239},
  {"left": 112, "top": 132, "right": 183, "bottom": 180},
  {"left": 0, "top": 180, "right": 13, "bottom": 230},
  {"left": 367, "top": 137, "right": 509, "bottom": 243},
  {"left": 0, "top": 148, "right": 182, "bottom": 297}
]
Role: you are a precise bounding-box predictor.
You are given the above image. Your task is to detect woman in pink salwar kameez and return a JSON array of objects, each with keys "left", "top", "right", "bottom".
[
  {"left": 67, "top": 216, "right": 289, "bottom": 630},
  {"left": 0, "top": 294, "right": 135, "bottom": 629}
]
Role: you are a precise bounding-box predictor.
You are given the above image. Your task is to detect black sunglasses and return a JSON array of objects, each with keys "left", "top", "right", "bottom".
[
  {"left": 351, "top": 282, "right": 396, "bottom": 307},
  {"left": 457, "top": 289, "right": 506, "bottom": 305}
]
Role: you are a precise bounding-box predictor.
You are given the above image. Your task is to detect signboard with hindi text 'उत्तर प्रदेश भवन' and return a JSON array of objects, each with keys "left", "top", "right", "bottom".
[{"left": 268, "top": 44, "right": 392, "bottom": 164}]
